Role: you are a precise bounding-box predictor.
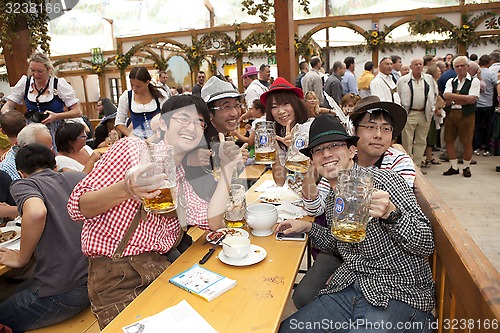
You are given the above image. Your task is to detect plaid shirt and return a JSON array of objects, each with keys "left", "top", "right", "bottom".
[
  {"left": 67, "top": 137, "right": 210, "bottom": 258},
  {"left": 308, "top": 164, "right": 435, "bottom": 312},
  {"left": 303, "top": 147, "right": 415, "bottom": 217},
  {"left": 0, "top": 147, "right": 19, "bottom": 181}
]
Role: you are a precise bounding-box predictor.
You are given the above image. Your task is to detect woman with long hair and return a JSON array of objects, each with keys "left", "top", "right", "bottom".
[
  {"left": 260, "top": 77, "right": 311, "bottom": 186},
  {"left": 115, "top": 66, "right": 168, "bottom": 140}
]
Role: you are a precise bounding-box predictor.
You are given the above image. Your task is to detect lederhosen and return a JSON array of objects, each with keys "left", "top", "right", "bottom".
[
  {"left": 127, "top": 90, "right": 160, "bottom": 140},
  {"left": 24, "top": 76, "right": 65, "bottom": 149}
]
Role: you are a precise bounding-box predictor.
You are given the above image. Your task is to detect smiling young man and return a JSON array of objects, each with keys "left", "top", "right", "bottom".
[
  {"left": 277, "top": 114, "right": 435, "bottom": 333},
  {"left": 68, "top": 95, "right": 241, "bottom": 329},
  {"left": 294, "top": 96, "right": 414, "bottom": 310}
]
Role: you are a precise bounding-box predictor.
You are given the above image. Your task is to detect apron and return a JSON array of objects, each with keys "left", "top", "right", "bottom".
[
  {"left": 24, "top": 76, "right": 65, "bottom": 149},
  {"left": 128, "top": 90, "right": 160, "bottom": 140}
]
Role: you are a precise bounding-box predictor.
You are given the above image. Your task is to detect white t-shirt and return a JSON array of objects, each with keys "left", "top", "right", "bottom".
[{"left": 56, "top": 146, "right": 93, "bottom": 172}]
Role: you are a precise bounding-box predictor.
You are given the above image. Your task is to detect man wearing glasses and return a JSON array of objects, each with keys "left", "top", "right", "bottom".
[
  {"left": 182, "top": 76, "right": 247, "bottom": 201},
  {"left": 294, "top": 96, "right": 414, "bottom": 310},
  {"left": 192, "top": 71, "right": 206, "bottom": 97},
  {"left": 277, "top": 114, "right": 434, "bottom": 333}
]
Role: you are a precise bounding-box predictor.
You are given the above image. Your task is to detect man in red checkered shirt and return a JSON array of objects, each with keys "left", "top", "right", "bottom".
[{"left": 67, "top": 95, "right": 241, "bottom": 329}]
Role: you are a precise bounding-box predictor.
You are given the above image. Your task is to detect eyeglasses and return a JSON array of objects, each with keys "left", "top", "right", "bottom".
[
  {"left": 170, "top": 116, "right": 207, "bottom": 129},
  {"left": 310, "top": 142, "right": 347, "bottom": 156},
  {"left": 211, "top": 104, "right": 242, "bottom": 113},
  {"left": 357, "top": 123, "right": 393, "bottom": 133}
]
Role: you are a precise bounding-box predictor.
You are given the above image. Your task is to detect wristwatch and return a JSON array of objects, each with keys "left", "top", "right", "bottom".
[{"left": 381, "top": 207, "right": 402, "bottom": 224}]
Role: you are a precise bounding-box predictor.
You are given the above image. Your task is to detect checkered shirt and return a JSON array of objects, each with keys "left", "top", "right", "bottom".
[
  {"left": 67, "top": 137, "right": 210, "bottom": 258},
  {"left": 0, "top": 148, "right": 19, "bottom": 181},
  {"left": 303, "top": 147, "right": 415, "bottom": 217},
  {"left": 308, "top": 164, "right": 435, "bottom": 312}
]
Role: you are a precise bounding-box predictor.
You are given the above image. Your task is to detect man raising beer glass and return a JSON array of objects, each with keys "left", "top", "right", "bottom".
[{"left": 67, "top": 95, "right": 242, "bottom": 329}]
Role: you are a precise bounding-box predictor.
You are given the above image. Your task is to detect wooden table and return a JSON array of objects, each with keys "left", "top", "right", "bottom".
[
  {"left": 102, "top": 172, "right": 310, "bottom": 333},
  {"left": 238, "top": 164, "right": 267, "bottom": 180},
  {"left": 0, "top": 264, "right": 10, "bottom": 276}
]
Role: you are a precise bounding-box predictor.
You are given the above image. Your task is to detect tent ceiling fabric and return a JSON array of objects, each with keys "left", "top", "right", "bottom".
[{"left": 48, "top": 0, "right": 461, "bottom": 56}]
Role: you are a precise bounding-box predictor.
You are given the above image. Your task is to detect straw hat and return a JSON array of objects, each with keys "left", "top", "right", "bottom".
[{"left": 201, "top": 76, "right": 245, "bottom": 104}]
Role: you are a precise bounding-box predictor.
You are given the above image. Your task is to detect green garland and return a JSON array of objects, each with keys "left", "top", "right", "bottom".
[
  {"left": 182, "top": 37, "right": 205, "bottom": 70},
  {"left": 0, "top": 0, "right": 51, "bottom": 52},
  {"left": 409, "top": 12, "right": 497, "bottom": 48},
  {"left": 115, "top": 44, "right": 144, "bottom": 71}
]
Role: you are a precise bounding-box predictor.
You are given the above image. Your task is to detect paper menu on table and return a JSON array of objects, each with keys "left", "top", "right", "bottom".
[
  {"left": 253, "top": 179, "right": 278, "bottom": 192},
  {"left": 121, "top": 300, "right": 218, "bottom": 333}
]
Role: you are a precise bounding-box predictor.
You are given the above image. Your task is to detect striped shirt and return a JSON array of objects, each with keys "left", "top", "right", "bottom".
[
  {"left": 309, "top": 164, "right": 435, "bottom": 312},
  {"left": 67, "top": 137, "right": 210, "bottom": 258},
  {"left": 304, "top": 146, "right": 415, "bottom": 217}
]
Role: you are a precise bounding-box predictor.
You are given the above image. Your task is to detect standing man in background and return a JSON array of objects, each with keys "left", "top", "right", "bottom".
[
  {"left": 442, "top": 56, "right": 480, "bottom": 178},
  {"left": 342, "top": 56, "right": 358, "bottom": 95},
  {"left": 302, "top": 56, "right": 324, "bottom": 105},
  {"left": 157, "top": 71, "right": 172, "bottom": 99},
  {"left": 192, "top": 71, "right": 206, "bottom": 97},
  {"left": 295, "top": 61, "right": 309, "bottom": 89},
  {"left": 371, "top": 56, "right": 401, "bottom": 104}
]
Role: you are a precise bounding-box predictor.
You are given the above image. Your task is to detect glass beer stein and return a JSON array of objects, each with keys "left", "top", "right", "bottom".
[
  {"left": 254, "top": 121, "right": 277, "bottom": 165},
  {"left": 331, "top": 169, "right": 374, "bottom": 243},
  {"left": 140, "top": 145, "right": 178, "bottom": 214},
  {"left": 224, "top": 184, "right": 247, "bottom": 228},
  {"left": 285, "top": 124, "right": 310, "bottom": 173}
]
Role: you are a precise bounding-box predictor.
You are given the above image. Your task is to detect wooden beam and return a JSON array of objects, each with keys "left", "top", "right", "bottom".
[{"left": 274, "top": 0, "right": 296, "bottom": 82}]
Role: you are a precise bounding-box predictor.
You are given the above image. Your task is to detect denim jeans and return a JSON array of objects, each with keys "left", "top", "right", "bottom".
[
  {"left": 0, "top": 284, "right": 89, "bottom": 333},
  {"left": 293, "top": 251, "right": 343, "bottom": 309},
  {"left": 280, "top": 283, "right": 433, "bottom": 333}
]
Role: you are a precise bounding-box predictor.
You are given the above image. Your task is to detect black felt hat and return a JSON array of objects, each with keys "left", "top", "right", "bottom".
[{"left": 300, "top": 114, "right": 359, "bottom": 157}]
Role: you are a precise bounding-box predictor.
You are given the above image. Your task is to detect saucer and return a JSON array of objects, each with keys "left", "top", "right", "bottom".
[{"left": 218, "top": 245, "right": 267, "bottom": 266}]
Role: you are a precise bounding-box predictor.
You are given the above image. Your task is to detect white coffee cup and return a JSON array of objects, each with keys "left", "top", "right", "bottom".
[{"left": 222, "top": 236, "right": 251, "bottom": 259}]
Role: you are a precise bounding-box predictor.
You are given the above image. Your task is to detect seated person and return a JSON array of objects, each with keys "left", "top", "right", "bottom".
[
  {"left": 55, "top": 122, "right": 101, "bottom": 173},
  {"left": 0, "top": 170, "right": 17, "bottom": 222},
  {"left": 0, "top": 144, "right": 89, "bottom": 332},
  {"left": 67, "top": 94, "right": 242, "bottom": 329},
  {"left": 94, "top": 97, "right": 118, "bottom": 148},
  {"left": 295, "top": 96, "right": 415, "bottom": 309},
  {"left": 277, "top": 114, "right": 434, "bottom": 332},
  {"left": 231, "top": 99, "right": 266, "bottom": 147}
]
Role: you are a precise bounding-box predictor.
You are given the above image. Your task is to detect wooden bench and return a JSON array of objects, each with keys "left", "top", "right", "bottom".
[{"left": 414, "top": 171, "right": 500, "bottom": 332}]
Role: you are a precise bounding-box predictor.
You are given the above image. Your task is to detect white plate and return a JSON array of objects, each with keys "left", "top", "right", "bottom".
[
  {"left": 206, "top": 228, "right": 249, "bottom": 245},
  {"left": 259, "top": 188, "right": 300, "bottom": 204},
  {"left": 0, "top": 226, "right": 21, "bottom": 248},
  {"left": 218, "top": 244, "right": 267, "bottom": 266}
]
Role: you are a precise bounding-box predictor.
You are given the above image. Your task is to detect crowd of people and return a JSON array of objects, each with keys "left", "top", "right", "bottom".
[{"left": 0, "top": 46, "right": 498, "bottom": 332}]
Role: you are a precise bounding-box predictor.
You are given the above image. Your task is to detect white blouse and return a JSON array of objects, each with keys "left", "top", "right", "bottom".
[
  {"left": 56, "top": 146, "right": 93, "bottom": 172},
  {"left": 7, "top": 75, "right": 79, "bottom": 107},
  {"left": 115, "top": 90, "right": 168, "bottom": 127}
]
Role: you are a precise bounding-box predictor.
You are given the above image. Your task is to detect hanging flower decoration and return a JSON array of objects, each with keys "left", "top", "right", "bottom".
[
  {"left": 365, "top": 30, "right": 386, "bottom": 49},
  {"left": 449, "top": 23, "right": 478, "bottom": 46},
  {"left": 229, "top": 40, "right": 248, "bottom": 58},
  {"left": 114, "top": 53, "right": 131, "bottom": 71},
  {"left": 114, "top": 44, "right": 142, "bottom": 71},
  {"left": 294, "top": 35, "right": 316, "bottom": 59},
  {"left": 182, "top": 38, "right": 205, "bottom": 70}
]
